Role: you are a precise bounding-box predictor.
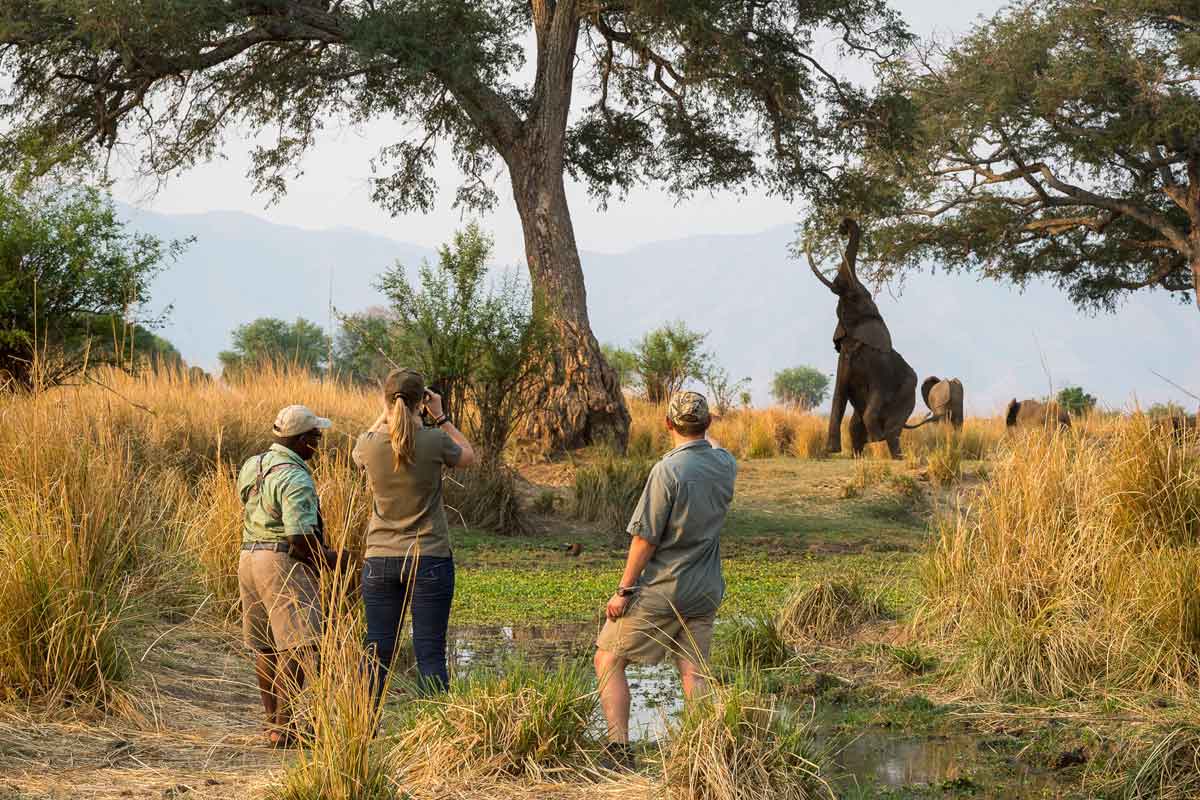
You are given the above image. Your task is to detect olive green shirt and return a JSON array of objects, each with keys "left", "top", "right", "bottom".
[
  {"left": 238, "top": 444, "right": 321, "bottom": 544},
  {"left": 628, "top": 439, "right": 737, "bottom": 617},
  {"left": 352, "top": 428, "right": 463, "bottom": 559}
]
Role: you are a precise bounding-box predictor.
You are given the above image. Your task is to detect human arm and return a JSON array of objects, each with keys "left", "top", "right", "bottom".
[
  {"left": 606, "top": 463, "right": 674, "bottom": 619},
  {"left": 279, "top": 478, "right": 339, "bottom": 569},
  {"left": 424, "top": 390, "right": 476, "bottom": 468},
  {"left": 606, "top": 536, "right": 658, "bottom": 620}
]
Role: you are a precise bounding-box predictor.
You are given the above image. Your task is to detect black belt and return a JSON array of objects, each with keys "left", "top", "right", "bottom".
[{"left": 242, "top": 542, "right": 291, "bottom": 553}]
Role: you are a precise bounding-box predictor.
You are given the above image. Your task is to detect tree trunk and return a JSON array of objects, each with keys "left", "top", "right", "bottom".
[
  {"left": 498, "top": 1, "right": 629, "bottom": 453},
  {"left": 508, "top": 159, "right": 630, "bottom": 452}
]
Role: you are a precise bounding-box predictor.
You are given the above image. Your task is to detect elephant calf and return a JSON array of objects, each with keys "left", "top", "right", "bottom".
[
  {"left": 919, "top": 377, "right": 964, "bottom": 429},
  {"left": 1005, "top": 398, "right": 1071, "bottom": 429}
]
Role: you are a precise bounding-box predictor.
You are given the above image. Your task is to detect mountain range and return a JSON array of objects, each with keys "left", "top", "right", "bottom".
[{"left": 124, "top": 206, "right": 1199, "bottom": 414}]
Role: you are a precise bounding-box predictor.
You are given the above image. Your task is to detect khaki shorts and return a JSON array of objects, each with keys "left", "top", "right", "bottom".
[
  {"left": 238, "top": 550, "right": 322, "bottom": 653},
  {"left": 595, "top": 598, "right": 716, "bottom": 666}
]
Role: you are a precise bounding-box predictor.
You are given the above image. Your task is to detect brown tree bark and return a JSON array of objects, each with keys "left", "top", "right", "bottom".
[{"left": 498, "top": 1, "right": 630, "bottom": 452}]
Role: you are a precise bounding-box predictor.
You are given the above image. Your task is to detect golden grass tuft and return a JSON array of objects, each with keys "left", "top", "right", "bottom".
[
  {"left": 268, "top": 568, "right": 398, "bottom": 800},
  {"left": 392, "top": 659, "right": 598, "bottom": 784},
  {"left": 920, "top": 418, "right": 1200, "bottom": 698},
  {"left": 1113, "top": 725, "right": 1200, "bottom": 800},
  {"left": 572, "top": 457, "right": 655, "bottom": 534},
  {"left": 662, "top": 677, "right": 832, "bottom": 800},
  {"left": 776, "top": 581, "right": 887, "bottom": 644}
]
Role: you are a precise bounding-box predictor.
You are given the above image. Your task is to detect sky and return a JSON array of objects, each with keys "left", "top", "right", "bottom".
[{"left": 110, "top": 1, "right": 1007, "bottom": 266}]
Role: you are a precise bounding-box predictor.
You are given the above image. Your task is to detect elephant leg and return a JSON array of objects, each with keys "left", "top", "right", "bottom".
[
  {"left": 827, "top": 351, "right": 850, "bottom": 453},
  {"left": 849, "top": 411, "right": 868, "bottom": 457},
  {"left": 863, "top": 394, "right": 888, "bottom": 442},
  {"left": 886, "top": 434, "right": 903, "bottom": 460}
]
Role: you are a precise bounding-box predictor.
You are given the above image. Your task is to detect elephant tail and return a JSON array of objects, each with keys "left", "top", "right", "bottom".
[
  {"left": 1005, "top": 399, "right": 1021, "bottom": 427},
  {"left": 920, "top": 376, "right": 940, "bottom": 412}
]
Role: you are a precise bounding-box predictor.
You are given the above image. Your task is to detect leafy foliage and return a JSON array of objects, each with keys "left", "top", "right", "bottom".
[
  {"left": 0, "top": 185, "right": 183, "bottom": 389},
  {"left": 771, "top": 366, "right": 830, "bottom": 410},
  {"left": 811, "top": 0, "right": 1200, "bottom": 311},
  {"left": 1056, "top": 386, "right": 1097, "bottom": 417},
  {"left": 0, "top": 2, "right": 911, "bottom": 213},
  {"left": 632, "top": 321, "right": 711, "bottom": 404},
  {"left": 218, "top": 318, "right": 330, "bottom": 378},
  {"left": 363, "top": 223, "right": 550, "bottom": 460},
  {"left": 601, "top": 343, "right": 640, "bottom": 394},
  {"left": 704, "top": 365, "right": 751, "bottom": 417}
]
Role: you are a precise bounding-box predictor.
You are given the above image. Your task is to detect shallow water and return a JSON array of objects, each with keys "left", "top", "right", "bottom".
[{"left": 434, "top": 626, "right": 1067, "bottom": 795}]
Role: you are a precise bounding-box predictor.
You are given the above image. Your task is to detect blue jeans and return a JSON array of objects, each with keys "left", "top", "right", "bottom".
[{"left": 361, "top": 555, "right": 455, "bottom": 698}]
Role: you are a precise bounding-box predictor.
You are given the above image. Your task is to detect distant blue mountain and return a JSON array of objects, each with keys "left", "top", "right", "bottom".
[{"left": 126, "top": 207, "right": 1198, "bottom": 414}]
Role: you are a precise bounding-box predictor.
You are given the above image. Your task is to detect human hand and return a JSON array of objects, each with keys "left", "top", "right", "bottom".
[
  {"left": 424, "top": 389, "right": 444, "bottom": 418},
  {"left": 606, "top": 593, "right": 630, "bottom": 621}
]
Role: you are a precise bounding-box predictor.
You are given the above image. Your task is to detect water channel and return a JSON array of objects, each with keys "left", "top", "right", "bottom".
[{"left": 392, "top": 624, "right": 1073, "bottom": 797}]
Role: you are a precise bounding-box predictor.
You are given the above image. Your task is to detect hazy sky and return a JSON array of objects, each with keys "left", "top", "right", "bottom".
[{"left": 112, "top": 1, "right": 1006, "bottom": 265}]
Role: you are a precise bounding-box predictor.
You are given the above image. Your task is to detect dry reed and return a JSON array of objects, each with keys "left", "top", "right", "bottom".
[{"left": 920, "top": 418, "right": 1200, "bottom": 698}]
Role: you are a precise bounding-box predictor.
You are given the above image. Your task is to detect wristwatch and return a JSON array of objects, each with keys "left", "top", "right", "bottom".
[
  {"left": 616, "top": 586, "right": 640, "bottom": 598},
  {"left": 433, "top": 414, "right": 450, "bottom": 427}
]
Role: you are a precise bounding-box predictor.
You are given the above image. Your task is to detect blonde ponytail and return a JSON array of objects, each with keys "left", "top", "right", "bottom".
[{"left": 388, "top": 396, "right": 418, "bottom": 469}]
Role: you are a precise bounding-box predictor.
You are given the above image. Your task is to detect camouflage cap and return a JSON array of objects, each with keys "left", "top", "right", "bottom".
[{"left": 667, "top": 391, "right": 711, "bottom": 428}]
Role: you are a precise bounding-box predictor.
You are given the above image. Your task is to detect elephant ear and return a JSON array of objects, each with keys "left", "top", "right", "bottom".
[{"left": 921, "top": 376, "right": 940, "bottom": 410}]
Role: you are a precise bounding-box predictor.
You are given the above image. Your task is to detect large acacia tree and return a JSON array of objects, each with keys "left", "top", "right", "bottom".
[
  {"left": 817, "top": 0, "right": 1200, "bottom": 311},
  {"left": 0, "top": 0, "right": 909, "bottom": 447}
]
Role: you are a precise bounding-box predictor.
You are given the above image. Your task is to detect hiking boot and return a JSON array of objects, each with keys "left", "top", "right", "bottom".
[{"left": 598, "top": 741, "right": 637, "bottom": 772}]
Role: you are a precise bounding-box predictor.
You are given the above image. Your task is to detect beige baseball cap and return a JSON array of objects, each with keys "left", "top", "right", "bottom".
[{"left": 272, "top": 405, "right": 333, "bottom": 437}]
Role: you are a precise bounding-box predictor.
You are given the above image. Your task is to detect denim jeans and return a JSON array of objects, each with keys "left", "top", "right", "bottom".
[{"left": 361, "top": 555, "right": 455, "bottom": 699}]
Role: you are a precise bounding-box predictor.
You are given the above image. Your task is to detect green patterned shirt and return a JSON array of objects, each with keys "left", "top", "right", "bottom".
[{"left": 237, "top": 444, "right": 321, "bottom": 544}]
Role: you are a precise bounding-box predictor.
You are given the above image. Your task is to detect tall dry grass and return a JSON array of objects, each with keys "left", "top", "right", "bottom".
[{"left": 920, "top": 418, "right": 1200, "bottom": 698}]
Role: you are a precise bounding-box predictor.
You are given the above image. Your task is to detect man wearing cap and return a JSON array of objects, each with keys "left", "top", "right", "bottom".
[
  {"left": 237, "top": 404, "right": 340, "bottom": 747},
  {"left": 593, "top": 390, "right": 737, "bottom": 768}
]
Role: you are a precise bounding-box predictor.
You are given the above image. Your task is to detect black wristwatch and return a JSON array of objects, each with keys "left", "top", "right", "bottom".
[
  {"left": 616, "top": 586, "right": 640, "bottom": 598},
  {"left": 433, "top": 414, "right": 450, "bottom": 428}
]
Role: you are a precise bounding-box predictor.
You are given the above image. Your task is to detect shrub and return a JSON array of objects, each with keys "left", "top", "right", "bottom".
[
  {"left": 572, "top": 457, "right": 654, "bottom": 535},
  {"left": 392, "top": 659, "right": 597, "bottom": 783},
  {"left": 444, "top": 461, "right": 529, "bottom": 536},
  {"left": 662, "top": 675, "right": 831, "bottom": 800},
  {"left": 770, "top": 366, "right": 830, "bottom": 411},
  {"left": 920, "top": 418, "right": 1200, "bottom": 698},
  {"left": 711, "top": 615, "right": 794, "bottom": 674},
  {"left": 777, "top": 581, "right": 887, "bottom": 644}
]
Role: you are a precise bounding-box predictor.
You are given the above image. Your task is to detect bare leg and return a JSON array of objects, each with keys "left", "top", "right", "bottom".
[
  {"left": 272, "top": 647, "right": 315, "bottom": 738},
  {"left": 254, "top": 651, "right": 279, "bottom": 725},
  {"left": 594, "top": 649, "right": 631, "bottom": 743},
  {"left": 676, "top": 657, "right": 707, "bottom": 701}
]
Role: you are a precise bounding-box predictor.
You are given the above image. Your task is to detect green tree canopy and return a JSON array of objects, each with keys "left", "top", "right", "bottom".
[
  {"left": 601, "top": 344, "right": 640, "bottom": 395},
  {"left": 0, "top": 0, "right": 911, "bottom": 450},
  {"left": 809, "top": 0, "right": 1200, "bottom": 311},
  {"left": 0, "top": 185, "right": 183, "bottom": 389},
  {"left": 771, "top": 366, "right": 830, "bottom": 410},
  {"left": 1056, "top": 386, "right": 1097, "bottom": 417},
  {"left": 633, "top": 321, "right": 711, "bottom": 405},
  {"left": 219, "top": 317, "right": 330, "bottom": 378}
]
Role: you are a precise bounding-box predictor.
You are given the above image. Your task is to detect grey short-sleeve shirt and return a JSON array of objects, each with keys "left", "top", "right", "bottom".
[
  {"left": 628, "top": 439, "right": 737, "bottom": 617},
  {"left": 352, "top": 427, "right": 463, "bottom": 559}
]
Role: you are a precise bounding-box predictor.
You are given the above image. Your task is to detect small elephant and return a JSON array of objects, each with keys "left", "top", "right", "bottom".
[
  {"left": 917, "top": 377, "right": 964, "bottom": 429},
  {"left": 1005, "top": 398, "right": 1071, "bottom": 429},
  {"left": 808, "top": 219, "right": 918, "bottom": 459}
]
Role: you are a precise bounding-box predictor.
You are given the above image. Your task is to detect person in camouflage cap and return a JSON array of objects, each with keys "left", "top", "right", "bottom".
[{"left": 593, "top": 390, "right": 738, "bottom": 770}]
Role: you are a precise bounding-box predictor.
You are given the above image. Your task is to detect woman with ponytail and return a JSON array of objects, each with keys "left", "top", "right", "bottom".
[{"left": 353, "top": 368, "right": 475, "bottom": 698}]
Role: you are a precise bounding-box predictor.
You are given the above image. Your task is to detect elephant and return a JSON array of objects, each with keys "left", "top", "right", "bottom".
[
  {"left": 808, "top": 218, "right": 917, "bottom": 459},
  {"left": 1005, "top": 398, "right": 1071, "bottom": 429},
  {"left": 916, "top": 377, "right": 964, "bottom": 429}
]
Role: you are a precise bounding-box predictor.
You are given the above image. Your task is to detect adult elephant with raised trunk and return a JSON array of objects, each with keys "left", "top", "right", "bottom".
[{"left": 807, "top": 219, "right": 917, "bottom": 459}]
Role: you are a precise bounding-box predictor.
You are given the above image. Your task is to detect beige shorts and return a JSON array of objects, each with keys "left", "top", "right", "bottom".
[
  {"left": 238, "top": 550, "right": 322, "bottom": 653},
  {"left": 596, "top": 598, "right": 716, "bottom": 666}
]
